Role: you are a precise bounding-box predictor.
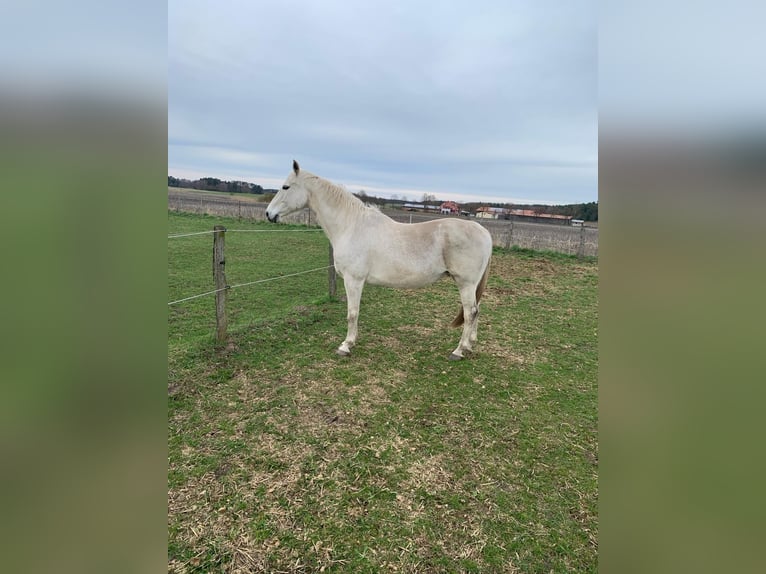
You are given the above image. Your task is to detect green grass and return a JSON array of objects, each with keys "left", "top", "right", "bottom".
[
  {"left": 169, "top": 186, "right": 272, "bottom": 201},
  {"left": 168, "top": 211, "right": 598, "bottom": 573}
]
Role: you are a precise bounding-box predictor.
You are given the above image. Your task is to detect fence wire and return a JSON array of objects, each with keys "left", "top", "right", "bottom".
[
  {"left": 168, "top": 230, "right": 217, "bottom": 238},
  {"left": 168, "top": 226, "right": 332, "bottom": 306},
  {"left": 168, "top": 265, "right": 334, "bottom": 306},
  {"left": 168, "top": 228, "right": 323, "bottom": 239}
]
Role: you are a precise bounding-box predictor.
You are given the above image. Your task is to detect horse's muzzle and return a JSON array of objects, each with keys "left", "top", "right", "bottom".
[{"left": 266, "top": 212, "right": 279, "bottom": 223}]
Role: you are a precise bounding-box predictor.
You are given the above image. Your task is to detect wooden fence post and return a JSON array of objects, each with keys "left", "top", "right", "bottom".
[
  {"left": 577, "top": 224, "right": 585, "bottom": 259},
  {"left": 328, "top": 244, "right": 337, "bottom": 298},
  {"left": 505, "top": 220, "right": 513, "bottom": 250},
  {"left": 213, "top": 225, "right": 228, "bottom": 342}
]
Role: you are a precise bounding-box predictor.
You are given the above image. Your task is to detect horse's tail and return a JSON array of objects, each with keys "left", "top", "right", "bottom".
[{"left": 451, "top": 259, "right": 491, "bottom": 328}]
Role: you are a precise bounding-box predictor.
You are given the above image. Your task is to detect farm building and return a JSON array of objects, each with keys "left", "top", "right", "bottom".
[
  {"left": 403, "top": 203, "right": 425, "bottom": 211},
  {"left": 508, "top": 209, "right": 573, "bottom": 226},
  {"left": 475, "top": 206, "right": 508, "bottom": 219},
  {"left": 440, "top": 201, "right": 460, "bottom": 215},
  {"left": 403, "top": 203, "right": 440, "bottom": 212},
  {"left": 473, "top": 206, "right": 574, "bottom": 225}
]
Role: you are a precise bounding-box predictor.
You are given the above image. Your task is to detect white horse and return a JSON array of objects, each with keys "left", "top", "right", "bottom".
[{"left": 266, "top": 161, "right": 492, "bottom": 360}]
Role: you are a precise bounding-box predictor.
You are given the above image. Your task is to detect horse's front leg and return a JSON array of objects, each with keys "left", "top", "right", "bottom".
[{"left": 337, "top": 277, "right": 364, "bottom": 356}]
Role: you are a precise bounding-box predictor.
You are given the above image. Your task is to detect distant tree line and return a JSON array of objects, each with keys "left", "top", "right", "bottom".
[
  {"left": 168, "top": 175, "right": 277, "bottom": 195},
  {"left": 531, "top": 201, "right": 598, "bottom": 221}
]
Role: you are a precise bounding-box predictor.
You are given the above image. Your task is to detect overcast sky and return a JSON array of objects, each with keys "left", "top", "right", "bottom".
[{"left": 169, "top": 0, "right": 597, "bottom": 205}]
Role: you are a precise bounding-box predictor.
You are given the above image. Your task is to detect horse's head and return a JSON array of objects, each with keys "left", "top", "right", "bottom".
[{"left": 266, "top": 160, "right": 309, "bottom": 223}]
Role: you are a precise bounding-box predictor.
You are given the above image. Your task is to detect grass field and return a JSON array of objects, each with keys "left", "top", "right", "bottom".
[
  {"left": 168, "top": 211, "right": 598, "bottom": 573},
  {"left": 169, "top": 186, "right": 274, "bottom": 202}
]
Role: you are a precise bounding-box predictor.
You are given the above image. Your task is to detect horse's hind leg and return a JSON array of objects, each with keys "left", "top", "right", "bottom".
[
  {"left": 450, "top": 283, "right": 479, "bottom": 361},
  {"left": 469, "top": 307, "right": 480, "bottom": 345},
  {"left": 337, "top": 277, "right": 364, "bottom": 356}
]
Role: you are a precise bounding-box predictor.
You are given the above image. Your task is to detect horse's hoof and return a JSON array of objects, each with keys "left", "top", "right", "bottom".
[
  {"left": 336, "top": 348, "right": 351, "bottom": 357},
  {"left": 448, "top": 353, "right": 463, "bottom": 361}
]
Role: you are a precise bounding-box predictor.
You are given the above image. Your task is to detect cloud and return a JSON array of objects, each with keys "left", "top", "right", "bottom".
[{"left": 169, "top": 0, "right": 597, "bottom": 204}]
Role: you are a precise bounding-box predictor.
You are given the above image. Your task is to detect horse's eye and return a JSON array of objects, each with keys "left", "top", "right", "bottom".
[{"left": 282, "top": 185, "right": 290, "bottom": 190}]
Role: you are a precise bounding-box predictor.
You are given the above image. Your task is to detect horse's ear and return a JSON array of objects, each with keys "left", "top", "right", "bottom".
[{"left": 293, "top": 160, "right": 300, "bottom": 175}]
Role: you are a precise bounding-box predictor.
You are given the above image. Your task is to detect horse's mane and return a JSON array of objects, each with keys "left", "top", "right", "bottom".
[{"left": 304, "top": 172, "right": 382, "bottom": 219}]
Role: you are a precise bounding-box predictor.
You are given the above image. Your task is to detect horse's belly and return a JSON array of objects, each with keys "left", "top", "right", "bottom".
[{"left": 366, "top": 264, "right": 445, "bottom": 289}]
